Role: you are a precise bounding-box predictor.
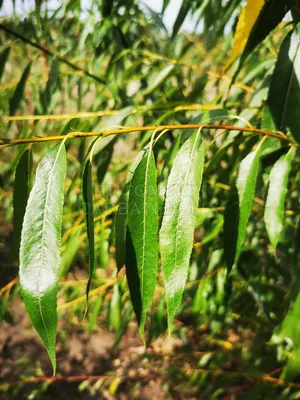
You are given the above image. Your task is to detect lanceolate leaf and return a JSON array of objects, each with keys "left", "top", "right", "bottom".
[
  {"left": 19, "top": 144, "right": 67, "bottom": 373},
  {"left": 224, "top": 149, "right": 260, "bottom": 271},
  {"left": 9, "top": 62, "right": 31, "bottom": 116},
  {"left": 240, "top": 0, "right": 290, "bottom": 68},
  {"left": 224, "top": 0, "right": 264, "bottom": 70},
  {"left": 264, "top": 24, "right": 300, "bottom": 143},
  {"left": 230, "top": 0, "right": 291, "bottom": 79},
  {"left": 0, "top": 47, "right": 10, "bottom": 83},
  {"left": 171, "top": 0, "right": 190, "bottom": 39},
  {"left": 13, "top": 148, "right": 32, "bottom": 259},
  {"left": 264, "top": 147, "right": 296, "bottom": 251},
  {"left": 127, "top": 148, "right": 158, "bottom": 338},
  {"left": 115, "top": 148, "right": 147, "bottom": 272},
  {"left": 82, "top": 160, "right": 95, "bottom": 299},
  {"left": 160, "top": 130, "right": 205, "bottom": 330}
]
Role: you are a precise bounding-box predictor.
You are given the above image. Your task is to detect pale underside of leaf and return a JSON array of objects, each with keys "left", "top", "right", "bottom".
[{"left": 19, "top": 144, "right": 67, "bottom": 373}]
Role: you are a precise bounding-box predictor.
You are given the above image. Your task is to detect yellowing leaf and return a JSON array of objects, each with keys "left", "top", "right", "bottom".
[{"left": 224, "top": 0, "right": 264, "bottom": 70}]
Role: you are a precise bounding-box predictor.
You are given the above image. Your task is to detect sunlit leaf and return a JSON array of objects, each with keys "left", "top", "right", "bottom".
[
  {"left": 224, "top": 0, "right": 264, "bottom": 70},
  {"left": 19, "top": 143, "right": 67, "bottom": 373},
  {"left": 265, "top": 147, "right": 296, "bottom": 251},
  {"left": 160, "top": 129, "right": 205, "bottom": 330},
  {"left": 126, "top": 148, "right": 158, "bottom": 338},
  {"left": 115, "top": 148, "right": 146, "bottom": 272}
]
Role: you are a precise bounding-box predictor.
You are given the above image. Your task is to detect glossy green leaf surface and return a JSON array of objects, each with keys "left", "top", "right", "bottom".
[
  {"left": 13, "top": 148, "right": 32, "bottom": 259},
  {"left": 9, "top": 62, "right": 31, "bottom": 116},
  {"left": 82, "top": 159, "right": 95, "bottom": 299},
  {"left": 115, "top": 148, "right": 146, "bottom": 272},
  {"left": 19, "top": 144, "right": 67, "bottom": 373},
  {"left": 160, "top": 130, "right": 205, "bottom": 330},
  {"left": 264, "top": 147, "right": 295, "bottom": 251},
  {"left": 127, "top": 148, "right": 158, "bottom": 337},
  {"left": 264, "top": 23, "right": 300, "bottom": 143},
  {"left": 224, "top": 149, "right": 260, "bottom": 271}
]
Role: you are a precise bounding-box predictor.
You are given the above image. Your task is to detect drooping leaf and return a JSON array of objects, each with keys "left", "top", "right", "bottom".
[
  {"left": 82, "top": 160, "right": 95, "bottom": 300},
  {"left": 264, "top": 147, "right": 296, "bottom": 251},
  {"left": 162, "top": 0, "right": 170, "bottom": 13},
  {"left": 127, "top": 148, "right": 158, "bottom": 338},
  {"left": 171, "top": 0, "right": 190, "bottom": 39},
  {"left": 224, "top": 0, "right": 264, "bottom": 70},
  {"left": 229, "top": 0, "right": 291, "bottom": 77},
  {"left": 9, "top": 62, "right": 32, "bottom": 116},
  {"left": 224, "top": 149, "right": 260, "bottom": 271},
  {"left": 263, "top": 23, "right": 300, "bottom": 143},
  {"left": 19, "top": 143, "right": 67, "bottom": 373},
  {"left": 160, "top": 129, "right": 205, "bottom": 330},
  {"left": 0, "top": 47, "right": 10, "bottom": 83},
  {"left": 12, "top": 148, "right": 32, "bottom": 259},
  {"left": 115, "top": 148, "right": 146, "bottom": 272}
]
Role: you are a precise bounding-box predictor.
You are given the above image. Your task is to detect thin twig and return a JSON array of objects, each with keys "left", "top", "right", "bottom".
[
  {"left": 0, "top": 124, "right": 295, "bottom": 149},
  {"left": 0, "top": 23, "right": 105, "bottom": 84}
]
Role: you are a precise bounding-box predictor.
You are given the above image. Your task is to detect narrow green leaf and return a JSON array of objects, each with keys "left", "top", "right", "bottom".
[
  {"left": 115, "top": 149, "right": 146, "bottom": 272},
  {"left": 82, "top": 160, "right": 95, "bottom": 300},
  {"left": 12, "top": 148, "right": 32, "bottom": 260},
  {"left": 263, "top": 23, "right": 300, "bottom": 143},
  {"left": 265, "top": 147, "right": 296, "bottom": 251},
  {"left": 160, "top": 130, "right": 205, "bottom": 330},
  {"left": 224, "top": 149, "right": 260, "bottom": 271},
  {"left": 171, "top": 0, "right": 190, "bottom": 39},
  {"left": 19, "top": 144, "right": 67, "bottom": 374},
  {"left": 0, "top": 47, "right": 10, "bottom": 83},
  {"left": 143, "top": 64, "right": 175, "bottom": 95},
  {"left": 9, "top": 62, "right": 32, "bottom": 116},
  {"left": 127, "top": 149, "right": 158, "bottom": 338}
]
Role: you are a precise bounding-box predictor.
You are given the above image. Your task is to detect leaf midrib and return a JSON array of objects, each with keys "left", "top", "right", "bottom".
[
  {"left": 172, "top": 131, "right": 201, "bottom": 310},
  {"left": 141, "top": 150, "right": 153, "bottom": 305},
  {"left": 38, "top": 145, "right": 63, "bottom": 347}
]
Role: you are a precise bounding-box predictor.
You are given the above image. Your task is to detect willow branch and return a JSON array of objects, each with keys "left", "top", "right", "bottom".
[
  {"left": 0, "top": 24, "right": 105, "bottom": 85},
  {"left": 0, "top": 124, "right": 296, "bottom": 149}
]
